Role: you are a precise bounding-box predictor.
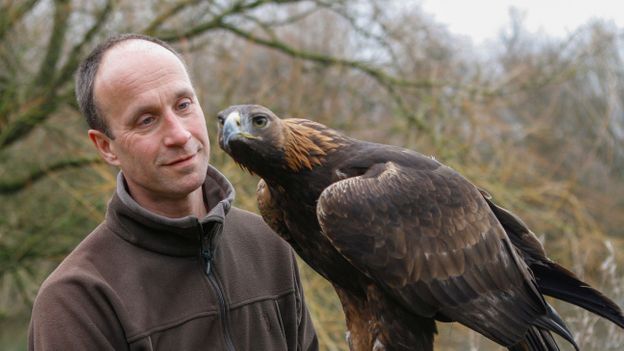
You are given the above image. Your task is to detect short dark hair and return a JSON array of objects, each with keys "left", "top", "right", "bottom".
[{"left": 75, "top": 33, "right": 185, "bottom": 138}]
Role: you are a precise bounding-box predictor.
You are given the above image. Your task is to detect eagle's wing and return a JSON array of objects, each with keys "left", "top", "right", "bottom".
[{"left": 316, "top": 160, "right": 556, "bottom": 346}]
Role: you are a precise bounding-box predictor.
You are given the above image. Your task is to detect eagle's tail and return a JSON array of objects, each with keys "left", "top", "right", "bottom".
[
  {"left": 509, "top": 302, "right": 579, "bottom": 351},
  {"left": 480, "top": 189, "right": 624, "bottom": 329},
  {"left": 508, "top": 326, "right": 561, "bottom": 351},
  {"left": 532, "top": 260, "right": 624, "bottom": 329}
]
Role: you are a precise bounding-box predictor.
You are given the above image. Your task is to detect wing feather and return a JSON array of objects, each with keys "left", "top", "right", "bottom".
[{"left": 317, "top": 161, "right": 548, "bottom": 346}]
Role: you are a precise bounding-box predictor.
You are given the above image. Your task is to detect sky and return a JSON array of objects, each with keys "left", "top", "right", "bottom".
[{"left": 419, "top": 0, "right": 624, "bottom": 44}]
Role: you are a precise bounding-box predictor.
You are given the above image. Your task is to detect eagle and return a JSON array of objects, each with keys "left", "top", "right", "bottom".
[{"left": 216, "top": 104, "right": 624, "bottom": 351}]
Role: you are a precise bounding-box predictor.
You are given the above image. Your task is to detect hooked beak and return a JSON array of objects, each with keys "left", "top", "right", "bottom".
[{"left": 221, "top": 111, "right": 258, "bottom": 151}]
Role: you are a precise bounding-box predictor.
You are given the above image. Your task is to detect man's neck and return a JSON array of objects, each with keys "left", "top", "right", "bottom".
[{"left": 127, "top": 185, "right": 208, "bottom": 219}]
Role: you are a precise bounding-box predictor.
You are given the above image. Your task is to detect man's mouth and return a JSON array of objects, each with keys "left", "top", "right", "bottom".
[{"left": 164, "top": 153, "right": 196, "bottom": 166}]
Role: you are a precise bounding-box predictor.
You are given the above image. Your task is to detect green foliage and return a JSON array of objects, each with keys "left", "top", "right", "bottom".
[{"left": 1, "top": 1, "right": 623, "bottom": 350}]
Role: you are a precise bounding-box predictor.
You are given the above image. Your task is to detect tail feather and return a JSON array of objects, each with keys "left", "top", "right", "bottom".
[
  {"left": 533, "top": 261, "right": 624, "bottom": 328},
  {"left": 480, "top": 190, "right": 624, "bottom": 329},
  {"left": 509, "top": 327, "right": 561, "bottom": 351},
  {"left": 533, "top": 303, "right": 579, "bottom": 351},
  {"left": 506, "top": 301, "right": 578, "bottom": 351}
]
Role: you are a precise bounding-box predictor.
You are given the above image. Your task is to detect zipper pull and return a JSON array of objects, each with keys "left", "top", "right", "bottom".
[{"left": 202, "top": 249, "right": 213, "bottom": 275}]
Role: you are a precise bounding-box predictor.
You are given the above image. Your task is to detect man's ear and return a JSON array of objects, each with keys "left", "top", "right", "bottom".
[{"left": 88, "top": 129, "right": 120, "bottom": 166}]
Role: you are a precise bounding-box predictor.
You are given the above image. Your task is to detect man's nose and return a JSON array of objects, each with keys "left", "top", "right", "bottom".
[{"left": 162, "top": 112, "right": 192, "bottom": 146}]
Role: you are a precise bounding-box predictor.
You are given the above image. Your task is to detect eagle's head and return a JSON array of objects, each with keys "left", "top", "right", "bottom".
[
  {"left": 217, "top": 104, "right": 287, "bottom": 175},
  {"left": 217, "top": 104, "right": 346, "bottom": 177}
]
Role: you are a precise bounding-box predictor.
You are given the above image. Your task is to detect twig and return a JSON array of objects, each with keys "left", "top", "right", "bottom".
[{"left": 0, "top": 156, "right": 102, "bottom": 194}]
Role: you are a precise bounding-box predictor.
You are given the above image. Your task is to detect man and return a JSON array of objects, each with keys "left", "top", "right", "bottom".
[{"left": 28, "top": 33, "right": 318, "bottom": 351}]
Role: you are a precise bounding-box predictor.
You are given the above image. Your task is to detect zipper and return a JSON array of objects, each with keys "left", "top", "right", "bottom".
[{"left": 199, "top": 220, "right": 236, "bottom": 351}]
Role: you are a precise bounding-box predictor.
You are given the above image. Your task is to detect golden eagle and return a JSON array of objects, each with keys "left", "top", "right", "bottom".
[{"left": 217, "top": 104, "right": 624, "bottom": 351}]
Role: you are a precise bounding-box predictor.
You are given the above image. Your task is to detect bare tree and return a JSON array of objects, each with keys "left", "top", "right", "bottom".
[{"left": 1, "top": 1, "right": 623, "bottom": 350}]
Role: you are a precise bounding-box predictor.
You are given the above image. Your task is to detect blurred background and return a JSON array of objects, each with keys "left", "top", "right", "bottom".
[{"left": 1, "top": 0, "right": 623, "bottom": 350}]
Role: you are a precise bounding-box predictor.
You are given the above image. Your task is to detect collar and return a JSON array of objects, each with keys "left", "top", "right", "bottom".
[{"left": 105, "top": 165, "right": 235, "bottom": 256}]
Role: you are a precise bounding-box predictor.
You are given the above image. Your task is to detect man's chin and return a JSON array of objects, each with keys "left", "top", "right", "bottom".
[
  {"left": 177, "top": 172, "right": 206, "bottom": 190},
  {"left": 156, "top": 161, "right": 208, "bottom": 195},
  {"left": 176, "top": 167, "right": 208, "bottom": 191}
]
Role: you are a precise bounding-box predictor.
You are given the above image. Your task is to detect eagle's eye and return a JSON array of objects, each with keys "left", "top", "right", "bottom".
[
  {"left": 217, "top": 116, "right": 225, "bottom": 126},
  {"left": 252, "top": 115, "right": 268, "bottom": 128}
]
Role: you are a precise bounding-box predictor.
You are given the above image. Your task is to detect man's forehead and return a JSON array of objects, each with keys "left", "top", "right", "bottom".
[
  {"left": 95, "top": 39, "right": 189, "bottom": 91},
  {"left": 100, "top": 39, "right": 179, "bottom": 71},
  {"left": 111, "top": 38, "right": 169, "bottom": 55}
]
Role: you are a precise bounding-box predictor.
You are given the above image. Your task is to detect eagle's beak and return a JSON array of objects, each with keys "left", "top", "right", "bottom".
[
  {"left": 222, "top": 111, "right": 242, "bottom": 148},
  {"left": 222, "top": 111, "right": 259, "bottom": 150}
]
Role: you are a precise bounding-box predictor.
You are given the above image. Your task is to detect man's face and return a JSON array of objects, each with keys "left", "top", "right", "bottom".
[{"left": 91, "top": 40, "right": 210, "bottom": 203}]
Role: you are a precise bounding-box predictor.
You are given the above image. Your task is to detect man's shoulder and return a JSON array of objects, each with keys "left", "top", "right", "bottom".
[
  {"left": 223, "top": 206, "right": 293, "bottom": 256},
  {"left": 36, "top": 222, "right": 115, "bottom": 298},
  {"left": 29, "top": 221, "right": 129, "bottom": 349},
  {"left": 226, "top": 206, "right": 265, "bottom": 222},
  {"left": 225, "top": 206, "right": 279, "bottom": 236}
]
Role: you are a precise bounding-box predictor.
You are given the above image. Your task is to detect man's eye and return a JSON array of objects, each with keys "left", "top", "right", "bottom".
[
  {"left": 178, "top": 99, "right": 192, "bottom": 110},
  {"left": 138, "top": 116, "right": 155, "bottom": 126}
]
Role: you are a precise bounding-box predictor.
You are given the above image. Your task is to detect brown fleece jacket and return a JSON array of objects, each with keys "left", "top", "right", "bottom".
[{"left": 28, "top": 166, "right": 318, "bottom": 350}]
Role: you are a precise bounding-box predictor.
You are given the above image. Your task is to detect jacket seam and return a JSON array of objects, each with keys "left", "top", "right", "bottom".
[
  {"left": 229, "top": 288, "right": 295, "bottom": 309},
  {"left": 126, "top": 310, "right": 219, "bottom": 342},
  {"left": 273, "top": 300, "right": 288, "bottom": 341},
  {"left": 125, "top": 289, "right": 297, "bottom": 342}
]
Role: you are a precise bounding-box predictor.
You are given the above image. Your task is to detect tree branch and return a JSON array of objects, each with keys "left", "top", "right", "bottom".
[
  {"left": 0, "top": 64, "right": 89, "bottom": 151},
  {"left": 33, "top": 0, "right": 71, "bottom": 87},
  {"left": 0, "top": 0, "right": 77, "bottom": 150},
  {"left": 156, "top": 0, "right": 301, "bottom": 42},
  {"left": 320, "top": 1, "right": 406, "bottom": 77},
  {"left": 55, "top": 0, "right": 115, "bottom": 90},
  {"left": 142, "top": 0, "right": 202, "bottom": 36},
  {"left": 241, "top": 5, "right": 320, "bottom": 28},
  {"left": 0, "top": 0, "right": 41, "bottom": 41},
  {"left": 0, "top": 156, "right": 101, "bottom": 195},
  {"left": 0, "top": 94, "right": 56, "bottom": 149},
  {"left": 217, "top": 21, "right": 439, "bottom": 90}
]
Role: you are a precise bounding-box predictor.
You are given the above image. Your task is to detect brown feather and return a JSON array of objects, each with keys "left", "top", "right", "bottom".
[{"left": 282, "top": 119, "right": 344, "bottom": 171}]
